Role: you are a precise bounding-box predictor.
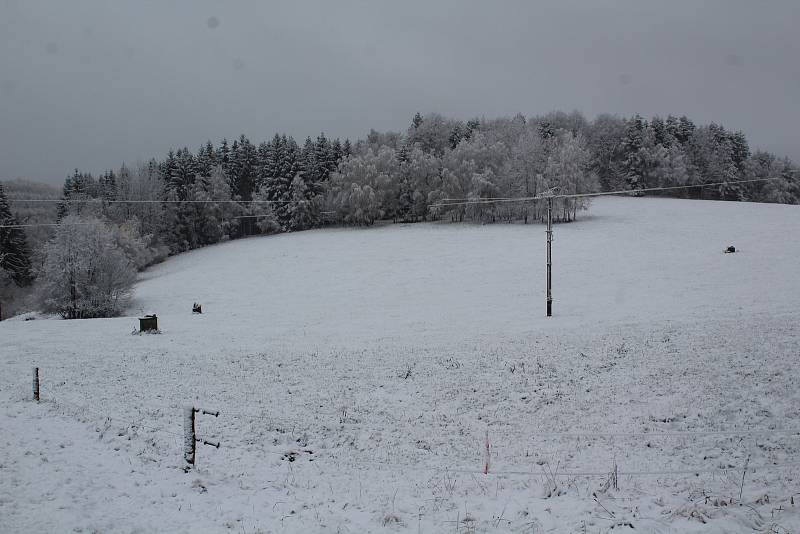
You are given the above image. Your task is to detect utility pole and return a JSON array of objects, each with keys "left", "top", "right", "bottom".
[{"left": 546, "top": 196, "right": 553, "bottom": 317}]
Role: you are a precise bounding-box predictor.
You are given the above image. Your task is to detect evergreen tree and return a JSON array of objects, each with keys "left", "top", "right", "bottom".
[
  {"left": 98, "top": 170, "right": 117, "bottom": 201},
  {"left": 665, "top": 115, "right": 680, "bottom": 142},
  {"left": 397, "top": 144, "right": 409, "bottom": 164},
  {"left": 621, "top": 115, "right": 648, "bottom": 189},
  {"left": 729, "top": 131, "right": 750, "bottom": 170},
  {"left": 287, "top": 174, "right": 316, "bottom": 230},
  {"left": 57, "top": 170, "right": 98, "bottom": 220},
  {"left": 449, "top": 122, "right": 465, "bottom": 149},
  {"left": 255, "top": 141, "right": 272, "bottom": 190},
  {"left": 168, "top": 148, "right": 198, "bottom": 200},
  {"left": 196, "top": 140, "right": 217, "bottom": 177},
  {"left": 465, "top": 118, "right": 481, "bottom": 139},
  {"left": 159, "top": 151, "right": 178, "bottom": 194},
  {"left": 228, "top": 134, "right": 257, "bottom": 200},
  {"left": 279, "top": 136, "right": 302, "bottom": 228},
  {"left": 259, "top": 134, "right": 301, "bottom": 230},
  {"left": 315, "top": 133, "right": 333, "bottom": 181},
  {"left": 0, "top": 183, "right": 33, "bottom": 286},
  {"left": 217, "top": 138, "right": 232, "bottom": 177},
  {"left": 676, "top": 116, "right": 696, "bottom": 144},
  {"left": 330, "top": 138, "right": 343, "bottom": 165},
  {"left": 160, "top": 187, "right": 188, "bottom": 253},
  {"left": 650, "top": 116, "right": 670, "bottom": 147},
  {"left": 301, "top": 136, "right": 318, "bottom": 183},
  {"left": 537, "top": 121, "right": 555, "bottom": 140}
]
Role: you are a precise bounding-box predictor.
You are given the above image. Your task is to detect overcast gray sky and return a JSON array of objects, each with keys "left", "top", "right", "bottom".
[{"left": 1, "top": 0, "right": 799, "bottom": 184}]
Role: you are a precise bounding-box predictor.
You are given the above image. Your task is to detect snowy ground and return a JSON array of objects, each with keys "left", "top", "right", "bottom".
[{"left": 2, "top": 196, "right": 800, "bottom": 533}]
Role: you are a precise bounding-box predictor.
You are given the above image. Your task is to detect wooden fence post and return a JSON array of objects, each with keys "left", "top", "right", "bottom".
[
  {"left": 33, "top": 367, "right": 40, "bottom": 401},
  {"left": 183, "top": 406, "right": 220, "bottom": 470},
  {"left": 184, "top": 406, "right": 196, "bottom": 469},
  {"left": 484, "top": 430, "right": 491, "bottom": 474}
]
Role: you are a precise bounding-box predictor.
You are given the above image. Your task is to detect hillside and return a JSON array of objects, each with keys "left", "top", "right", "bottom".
[{"left": 2, "top": 196, "right": 800, "bottom": 533}]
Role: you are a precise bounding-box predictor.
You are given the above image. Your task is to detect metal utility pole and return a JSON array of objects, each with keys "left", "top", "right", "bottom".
[{"left": 546, "top": 196, "right": 553, "bottom": 317}]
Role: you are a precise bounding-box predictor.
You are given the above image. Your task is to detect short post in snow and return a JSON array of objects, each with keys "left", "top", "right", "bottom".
[
  {"left": 483, "top": 430, "right": 491, "bottom": 474},
  {"left": 33, "top": 367, "right": 40, "bottom": 401},
  {"left": 183, "top": 406, "right": 220, "bottom": 470},
  {"left": 184, "top": 407, "right": 196, "bottom": 467}
]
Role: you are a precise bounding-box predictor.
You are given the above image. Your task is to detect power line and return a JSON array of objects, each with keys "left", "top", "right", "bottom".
[
  {"left": 431, "top": 177, "right": 787, "bottom": 208},
  {"left": 8, "top": 198, "right": 311, "bottom": 204},
  {"left": 12, "top": 175, "right": 794, "bottom": 209},
  {"left": 3, "top": 176, "right": 792, "bottom": 230},
  {"left": 0, "top": 213, "right": 286, "bottom": 229},
  {"left": 0, "top": 222, "right": 95, "bottom": 229}
]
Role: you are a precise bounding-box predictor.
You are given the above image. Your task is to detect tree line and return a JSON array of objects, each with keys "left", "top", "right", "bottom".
[{"left": 1, "top": 110, "right": 798, "bottom": 318}]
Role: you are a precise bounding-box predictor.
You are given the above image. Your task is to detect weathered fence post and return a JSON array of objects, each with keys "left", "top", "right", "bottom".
[
  {"left": 184, "top": 406, "right": 196, "bottom": 468},
  {"left": 183, "top": 407, "right": 220, "bottom": 470},
  {"left": 33, "top": 367, "right": 40, "bottom": 401},
  {"left": 484, "top": 430, "right": 491, "bottom": 475}
]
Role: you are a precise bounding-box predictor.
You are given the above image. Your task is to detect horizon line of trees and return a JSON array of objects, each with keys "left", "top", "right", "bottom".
[{"left": 2, "top": 110, "right": 798, "bottom": 318}]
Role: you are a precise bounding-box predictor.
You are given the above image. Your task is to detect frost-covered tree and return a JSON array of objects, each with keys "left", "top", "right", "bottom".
[
  {"left": 465, "top": 169, "right": 501, "bottom": 223},
  {"left": 585, "top": 114, "right": 627, "bottom": 191},
  {"left": 287, "top": 174, "right": 319, "bottom": 230},
  {"left": 509, "top": 127, "right": 548, "bottom": 222},
  {"left": 400, "top": 146, "right": 441, "bottom": 222},
  {"left": 29, "top": 108, "right": 797, "bottom": 268},
  {"left": 327, "top": 147, "right": 394, "bottom": 225},
  {"left": 543, "top": 131, "right": 596, "bottom": 221},
  {"left": 407, "top": 113, "right": 456, "bottom": 156},
  {"left": 110, "top": 161, "right": 166, "bottom": 242},
  {"left": 38, "top": 216, "right": 137, "bottom": 318}
]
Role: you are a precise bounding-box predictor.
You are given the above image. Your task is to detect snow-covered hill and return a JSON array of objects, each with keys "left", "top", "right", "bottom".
[{"left": 2, "top": 196, "right": 799, "bottom": 533}]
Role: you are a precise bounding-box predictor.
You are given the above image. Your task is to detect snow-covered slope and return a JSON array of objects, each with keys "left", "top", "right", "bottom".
[
  {"left": 2, "top": 196, "right": 799, "bottom": 533},
  {"left": 132, "top": 196, "right": 800, "bottom": 344}
]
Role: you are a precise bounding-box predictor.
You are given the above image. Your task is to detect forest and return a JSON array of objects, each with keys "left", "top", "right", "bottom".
[{"left": 1, "top": 110, "right": 798, "bottom": 318}]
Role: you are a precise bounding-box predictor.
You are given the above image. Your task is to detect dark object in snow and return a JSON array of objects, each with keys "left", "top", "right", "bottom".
[
  {"left": 139, "top": 314, "right": 158, "bottom": 332},
  {"left": 192, "top": 302, "right": 202, "bottom": 314},
  {"left": 725, "top": 245, "right": 736, "bottom": 254}
]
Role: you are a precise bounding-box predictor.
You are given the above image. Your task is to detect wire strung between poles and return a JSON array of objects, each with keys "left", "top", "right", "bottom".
[{"left": 430, "top": 177, "right": 789, "bottom": 208}]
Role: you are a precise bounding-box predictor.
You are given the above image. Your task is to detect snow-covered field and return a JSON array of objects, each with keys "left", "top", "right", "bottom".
[{"left": 2, "top": 196, "right": 800, "bottom": 533}]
